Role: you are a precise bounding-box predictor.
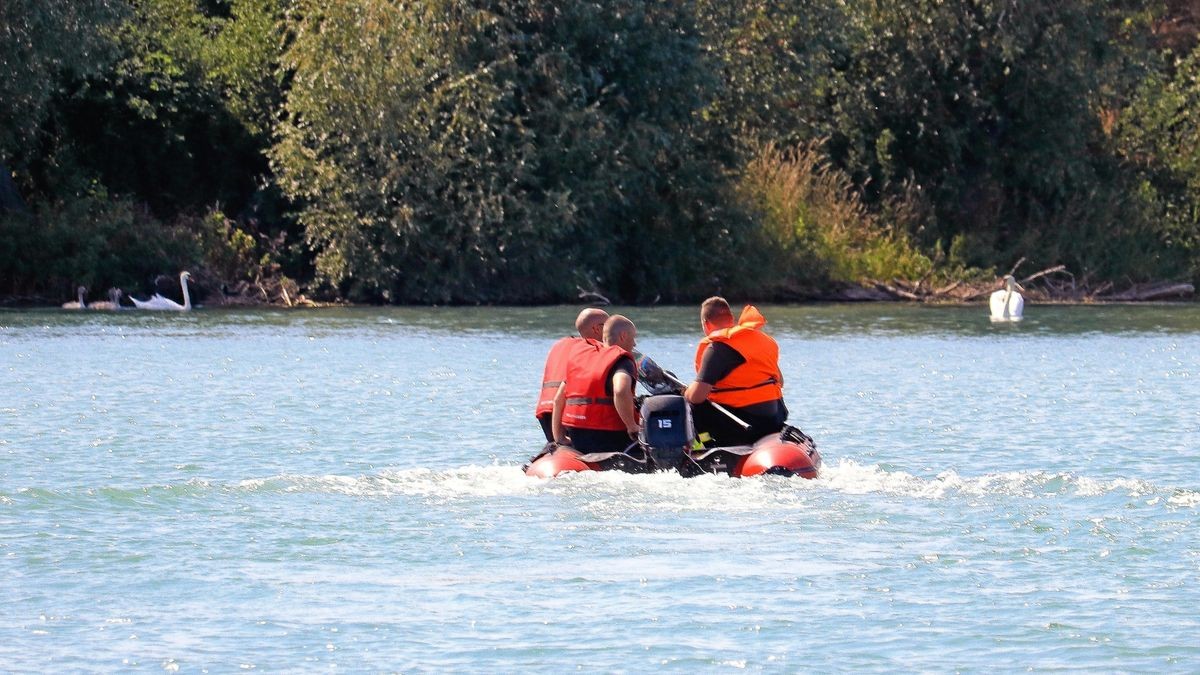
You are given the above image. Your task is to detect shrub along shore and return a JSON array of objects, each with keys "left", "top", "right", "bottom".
[
  {"left": 8, "top": 270, "right": 1192, "bottom": 309},
  {"left": 2, "top": 1, "right": 1198, "bottom": 308}
]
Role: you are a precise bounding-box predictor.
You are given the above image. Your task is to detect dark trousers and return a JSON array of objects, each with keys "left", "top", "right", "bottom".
[
  {"left": 692, "top": 400, "right": 788, "bottom": 447},
  {"left": 537, "top": 413, "right": 554, "bottom": 442},
  {"left": 565, "top": 426, "right": 637, "bottom": 454},
  {"left": 539, "top": 414, "right": 634, "bottom": 453}
]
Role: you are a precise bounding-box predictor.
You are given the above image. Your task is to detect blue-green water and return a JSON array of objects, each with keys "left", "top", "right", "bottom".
[{"left": 2, "top": 303, "right": 1198, "bottom": 671}]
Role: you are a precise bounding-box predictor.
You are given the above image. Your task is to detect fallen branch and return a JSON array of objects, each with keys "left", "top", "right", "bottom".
[
  {"left": 933, "top": 279, "right": 961, "bottom": 296},
  {"left": 1019, "top": 265, "right": 1067, "bottom": 285},
  {"left": 875, "top": 281, "right": 922, "bottom": 301},
  {"left": 963, "top": 285, "right": 997, "bottom": 301},
  {"left": 1102, "top": 282, "right": 1195, "bottom": 301},
  {"left": 577, "top": 286, "right": 610, "bottom": 305},
  {"left": 1087, "top": 281, "right": 1113, "bottom": 300},
  {"left": 1006, "top": 256, "right": 1027, "bottom": 277}
]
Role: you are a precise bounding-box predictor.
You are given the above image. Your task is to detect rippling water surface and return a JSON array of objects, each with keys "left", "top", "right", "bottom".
[{"left": 2, "top": 304, "right": 1199, "bottom": 671}]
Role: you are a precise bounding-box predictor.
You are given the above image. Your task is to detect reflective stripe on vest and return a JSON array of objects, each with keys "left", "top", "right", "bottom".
[
  {"left": 562, "top": 345, "right": 637, "bottom": 431},
  {"left": 566, "top": 396, "right": 614, "bottom": 406},
  {"left": 693, "top": 305, "right": 784, "bottom": 408},
  {"left": 535, "top": 336, "right": 601, "bottom": 417}
]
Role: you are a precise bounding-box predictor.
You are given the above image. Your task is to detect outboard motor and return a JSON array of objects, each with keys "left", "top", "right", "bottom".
[{"left": 638, "top": 394, "right": 695, "bottom": 470}]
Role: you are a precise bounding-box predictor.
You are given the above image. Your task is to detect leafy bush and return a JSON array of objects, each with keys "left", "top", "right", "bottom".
[
  {"left": 737, "top": 142, "right": 934, "bottom": 292},
  {"left": 0, "top": 188, "right": 289, "bottom": 303},
  {"left": 272, "top": 0, "right": 742, "bottom": 304},
  {"left": 1116, "top": 45, "right": 1200, "bottom": 282},
  {"left": 817, "top": 1, "right": 1153, "bottom": 272},
  {"left": 0, "top": 192, "right": 199, "bottom": 301},
  {"left": 0, "top": 0, "right": 125, "bottom": 162}
]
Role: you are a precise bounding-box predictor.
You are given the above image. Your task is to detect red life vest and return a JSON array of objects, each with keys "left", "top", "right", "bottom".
[
  {"left": 535, "top": 336, "right": 601, "bottom": 417},
  {"left": 562, "top": 345, "right": 638, "bottom": 431},
  {"left": 693, "top": 305, "right": 783, "bottom": 407}
]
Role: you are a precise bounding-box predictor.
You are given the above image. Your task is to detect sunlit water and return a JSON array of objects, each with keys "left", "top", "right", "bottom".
[{"left": 2, "top": 303, "right": 1198, "bottom": 671}]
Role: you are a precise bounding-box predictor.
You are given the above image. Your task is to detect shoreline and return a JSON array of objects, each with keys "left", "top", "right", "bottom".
[
  {"left": 822, "top": 280, "right": 1196, "bottom": 305},
  {"left": 2, "top": 283, "right": 1194, "bottom": 310},
  {"left": 2, "top": 264, "right": 1194, "bottom": 310}
]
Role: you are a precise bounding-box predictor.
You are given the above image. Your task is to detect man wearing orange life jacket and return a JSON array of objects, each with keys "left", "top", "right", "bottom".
[
  {"left": 551, "top": 315, "right": 643, "bottom": 453},
  {"left": 684, "top": 296, "right": 788, "bottom": 446},
  {"left": 534, "top": 308, "right": 609, "bottom": 442}
]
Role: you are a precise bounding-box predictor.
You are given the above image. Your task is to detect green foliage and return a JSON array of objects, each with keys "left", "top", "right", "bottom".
[
  {"left": 1117, "top": 44, "right": 1200, "bottom": 281},
  {"left": 0, "top": 192, "right": 285, "bottom": 302},
  {"left": 821, "top": 0, "right": 1159, "bottom": 273},
  {"left": 40, "top": 0, "right": 283, "bottom": 218},
  {"left": 273, "top": 0, "right": 743, "bottom": 304},
  {"left": 0, "top": 192, "right": 201, "bottom": 300},
  {"left": 193, "top": 210, "right": 258, "bottom": 282},
  {"left": 0, "top": 0, "right": 125, "bottom": 163},
  {"left": 694, "top": 0, "right": 847, "bottom": 154},
  {"left": 204, "top": 0, "right": 286, "bottom": 136},
  {"left": 738, "top": 142, "right": 934, "bottom": 291},
  {"left": 3, "top": 0, "right": 1198, "bottom": 303},
  {"left": 0, "top": 0, "right": 299, "bottom": 301}
]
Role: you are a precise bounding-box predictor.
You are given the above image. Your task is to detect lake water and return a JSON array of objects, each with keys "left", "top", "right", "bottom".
[{"left": 2, "top": 303, "right": 1198, "bottom": 671}]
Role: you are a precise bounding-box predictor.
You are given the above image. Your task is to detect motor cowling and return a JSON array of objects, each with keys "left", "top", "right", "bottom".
[
  {"left": 638, "top": 395, "right": 695, "bottom": 469},
  {"left": 639, "top": 395, "right": 694, "bottom": 448}
]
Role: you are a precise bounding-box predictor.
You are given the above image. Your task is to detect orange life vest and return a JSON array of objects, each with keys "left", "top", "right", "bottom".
[
  {"left": 535, "top": 336, "right": 601, "bottom": 417},
  {"left": 693, "top": 305, "right": 783, "bottom": 407},
  {"left": 562, "top": 345, "right": 638, "bottom": 431}
]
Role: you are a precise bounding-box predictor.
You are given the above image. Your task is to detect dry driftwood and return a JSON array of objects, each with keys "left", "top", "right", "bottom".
[
  {"left": 1087, "top": 281, "right": 1113, "bottom": 300},
  {"left": 1006, "top": 256, "right": 1027, "bottom": 277},
  {"left": 875, "top": 280, "right": 922, "bottom": 301},
  {"left": 204, "top": 275, "right": 306, "bottom": 307},
  {"left": 858, "top": 263, "right": 1183, "bottom": 304},
  {"left": 1101, "top": 282, "right": 1195, "bottom": 301},
  {"left": 577, "top": 286, "right": 611, "bottom": 305},
  {"left": 934, "top": 279, "right": 961, "bottom": 296},
  {"left": 1020, "top": 265, "right": 1067, "bottom": 285}
]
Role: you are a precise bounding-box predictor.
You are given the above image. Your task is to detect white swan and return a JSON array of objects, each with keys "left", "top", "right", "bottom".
[
  {"left": 87, "top": 287, "right": 123, "bottom": 311},
  {"left": 130, "top": 272, "right": 192, "bottom": 311},
  {"left": 62, "top": 285, "right": 87, "bottom": 309},
  {"left": 989, "top": 274, "right": 1025, "bottom": 322}
]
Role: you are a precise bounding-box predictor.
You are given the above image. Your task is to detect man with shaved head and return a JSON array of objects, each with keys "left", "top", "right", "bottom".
[
  {"left": 534, "top": 308, "right": 609, "bottom": 441},
  {"left": 685, "top": 296, "right": 788, "bottom": 446},
  {"left": 551, "top": 314, "right": 642, "bottom": 453}
]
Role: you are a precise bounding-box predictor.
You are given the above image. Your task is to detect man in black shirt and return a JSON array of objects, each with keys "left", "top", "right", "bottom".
[{"left": 685, "top": 297, "right": 788, "bottom": 446}]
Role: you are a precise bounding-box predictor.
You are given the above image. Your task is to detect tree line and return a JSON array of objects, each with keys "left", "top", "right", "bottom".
[{"left": 1, "top": 0, "right": 1197, "bottom": 305}]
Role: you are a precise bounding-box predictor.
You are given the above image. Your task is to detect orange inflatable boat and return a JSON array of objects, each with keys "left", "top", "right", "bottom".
[{"left": 525, "top": 394, "right": 821, "bottom": 479}]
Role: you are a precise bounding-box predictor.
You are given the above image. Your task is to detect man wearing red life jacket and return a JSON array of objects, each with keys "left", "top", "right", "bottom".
[
  {"left": 534, "top": 308, "right": 609, "bottom": 441},
  {"left": 551, "top": 315, "right": 643, "bottom": 453},
  {"left": 684, "top": 296, "right": 788, "bottom": 446}
]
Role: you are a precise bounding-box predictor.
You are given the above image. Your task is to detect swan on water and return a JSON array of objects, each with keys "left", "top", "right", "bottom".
[
  {"left": 87, "top": 288, "right": 123, "bottom": 311},
  {"left": 62, "top": 286, "right": 87, "bottom": 309},
  {"left": 130, "top": 271, "right": 192, "bottom": 311},
  {"left": 989, "top": 274, "right": 1025, "bottom": 322}
]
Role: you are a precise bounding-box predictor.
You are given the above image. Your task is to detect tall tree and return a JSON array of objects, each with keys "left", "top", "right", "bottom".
[
  {"left": 1118, "top": 44, "right": 1200, "bottom": 281},
  {"left": 822, "top": 0, "right": 1155, "bottom": 274},
  {"left": 0, "top": 0, "right": 125, "bottom": 197},
  {"left": 694, "top": 0, "right": 848, "bottom": 153},
  {"left": 273, "top": 0, "right": 744, "bottom": 303},
  {"left": 46, "top": 0, "right": 286, "bottom": 219}
]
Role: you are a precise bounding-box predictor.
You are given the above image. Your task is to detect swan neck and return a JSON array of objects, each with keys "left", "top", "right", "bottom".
[{"left": 180, "top": 275, "right": 191, "bottom": 310}]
